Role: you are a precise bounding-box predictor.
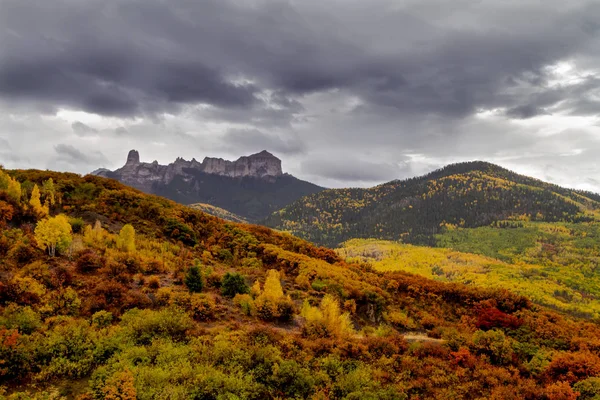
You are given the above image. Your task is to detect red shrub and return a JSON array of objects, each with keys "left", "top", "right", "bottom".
[{"left": 476, "top": 306, "right": 522, "bottom": 330}]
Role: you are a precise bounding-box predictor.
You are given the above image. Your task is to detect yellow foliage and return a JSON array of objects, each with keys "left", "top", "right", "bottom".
[
  {"left": 262, "top": 269, "right": 284, "bottom": 299},
  {"left": 83, "top": 220, "right": 108, "bottom": 246},
  {"left": 34, "top": 214, "right": 72, "bottom": 257},
  {"left": 29, "top": 184, "right": 49, "bottom": 217},
  {"left": 117, "top": 224, "right": 136, "bottom": 253},
  {"left": 250, "top": 280, "right": 261, "bottom": 297},
  {"left": 12, "top": 276, "right": 46, "bottom": 298},
  {"left": 301, "top": 294, "right": 353, "bottom": 338},
  {"left": 101, "top": 369, "right": 137, "bottom": 400}
]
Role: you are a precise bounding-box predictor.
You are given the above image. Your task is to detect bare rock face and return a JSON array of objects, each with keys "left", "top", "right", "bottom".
[
  {"left": 202, "top": 150, "right": 282, "bottom": 178},
  {"left": 93, "top": 149, "right": 284, "bottom": 192}
]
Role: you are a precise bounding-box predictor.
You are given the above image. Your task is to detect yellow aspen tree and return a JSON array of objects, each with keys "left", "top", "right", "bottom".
[
  {"left": 7, "top": 178, "right": 21, "bottom": 202},
  {"left": 117, "top": 224, "right": 136, "bottom": 252},
  {"left": 262, "top": 269, "right": 284, "bottom": 299},
  {"left": 34, "top": 214, "right": 72, "bottom": 256},
  {"left": 29, "top": 184, "right": 48, "bottom": 217}
]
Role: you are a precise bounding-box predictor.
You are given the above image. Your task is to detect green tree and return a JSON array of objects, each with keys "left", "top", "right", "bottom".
[
  {"left": 34, "top": 214, "right": 72, "bottom": 256},
  {"left": 42, "top": 178, "right": 56, "bottom": 206},
  {"left": 185, "top": 264, "right": 204, "bottom": 293},
  {"left": 221, "top": 272, "right": 249, "bottom": 298},
  {"left": 117, "top": 224, "right": 136, "bottom": 252}
]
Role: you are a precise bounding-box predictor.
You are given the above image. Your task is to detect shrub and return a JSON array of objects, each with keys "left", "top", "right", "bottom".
[
  {"left": 69, "top": 217, "right": 85, "bottom": 234},
  {"left": 0, "top": 304, "right": 41, "bottom": 334},
  {"left": 120, "top": 308, "right": 194, "bottom": 345},
  {"left": 221, "top": 273, "right": 249, "bottom": 298},
  {"left": 476, "top": 306, "right": 522, "bottom": 330},
  {"left": 50, "top": 287, "right": 82, "bottom": 316},
  {"left": 573, "top": 377, "right": 600, "bottom": 400},
  {"left": 76, "top": 249, "right": 105, "bottom": 273},
  {"left": 233, "top": 294, "right": 255, "bottom": 316},
  {"left": 92, "top": 311, "right": 113, "bottom": 328},
  {"left": 190, "top": 294, "right": 216, "bottom": 321},
  {"left": 8, "top": 242, "right": 37, "bottom": 265},
  {"left": 146, "top": 276, "right": 160, "bottom": 289},
  {"left": 301, "top": 295, "right": 353, "bottom": 339}
]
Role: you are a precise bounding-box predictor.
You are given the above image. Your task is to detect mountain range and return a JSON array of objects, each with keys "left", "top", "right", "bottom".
[{"left": 92, "top": 150, "right": 323, "bottom": 221}]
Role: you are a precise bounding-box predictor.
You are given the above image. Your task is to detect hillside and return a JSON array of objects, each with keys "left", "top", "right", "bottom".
[
  {"left": 94, "top": 150, "right": 324, "bottom": 221},
  {"left": 338, "top": 237, "right": 600, "bottom": 319},
  {"left": 265, "top": 161, "right": 600, "bottom": 247},
  {"left": 188, "top": 203, "right": 247, "bottom": 223},
  {"left": 1, "top": 168, "right": 600, "bottom": 398}
]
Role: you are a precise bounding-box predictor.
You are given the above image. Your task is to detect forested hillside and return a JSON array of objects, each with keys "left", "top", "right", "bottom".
[
  {"left": 155, "top": 172, "right": 324, "bottom": 222},
  {"left": 265, "top": 161, "right": 600, "bottom": 247},
  {"left": 1, "top": 168, "right": 600, "bottom": 398}
]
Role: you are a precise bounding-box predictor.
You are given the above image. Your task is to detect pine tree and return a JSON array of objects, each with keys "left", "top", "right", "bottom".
[
  {"left": 185, "top": 263, "right": 204, "bottom": 293},
  {"left": 221, "top": 272, "right": 249, "bottom": 298}
]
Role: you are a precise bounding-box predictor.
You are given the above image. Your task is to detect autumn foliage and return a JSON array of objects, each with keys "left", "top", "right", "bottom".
[{"left": 0, "top": 168, "right": 598, "bottom": 398}]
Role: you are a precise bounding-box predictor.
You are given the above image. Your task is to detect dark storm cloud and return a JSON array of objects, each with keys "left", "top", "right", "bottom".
[
  {"left": 1, "top": 0, "right": 599, "bottom": 120},
  {"left": 0, "top": 0, "right": 600, "bottom": 190},
  {"left": 505, "top": 105, "right": 550, "bottom": 119}
]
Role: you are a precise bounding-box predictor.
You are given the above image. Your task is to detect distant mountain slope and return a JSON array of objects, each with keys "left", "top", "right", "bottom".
[
  {"left": 188, "top": 203, "right": 247, "bottom": 223},
  {"left": 264, "top": 161, "right": 600, "bottom": 247},
  {"left": 93, "top": 150, "right": 324, "bottom": 221}
]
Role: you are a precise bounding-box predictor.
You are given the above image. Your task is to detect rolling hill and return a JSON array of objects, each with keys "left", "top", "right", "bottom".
[
  {"left": 265, "top": 161, "right": 600, "bottom": 247},
  {"left": 1, "top": 168, "right": 599, "bottom": 398}
]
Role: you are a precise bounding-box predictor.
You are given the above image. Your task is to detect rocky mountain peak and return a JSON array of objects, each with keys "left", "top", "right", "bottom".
[{"left": 126, "top": 150, "right": 140, "bottom": 165}]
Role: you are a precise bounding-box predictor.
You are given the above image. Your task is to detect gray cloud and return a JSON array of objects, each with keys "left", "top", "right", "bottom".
[
  {"left": 220, "top": 128, "right": 306, "bottom": 155},
  {"left": 0, "top": 0, "right": 599, "bottom": 191},
  {"left": 71, "top": 121, "right": 98, "bottom": 136},
  {"left": 54, "top": 144, "right": 109, "bottom": 167},
  {"left": 0, "top": 137, "right": 11, "bottom": 151},
  {"left": 301, "top": 156, "right": 409, "bottom": 184}
]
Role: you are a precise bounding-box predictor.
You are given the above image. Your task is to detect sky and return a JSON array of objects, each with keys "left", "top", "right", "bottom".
[{"left": 0, "top": 0, "right": 600, "bottom": 191}]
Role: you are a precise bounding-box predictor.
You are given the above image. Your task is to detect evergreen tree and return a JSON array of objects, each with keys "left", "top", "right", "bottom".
[
  {"left": 185, "top": 263, "right": 204, "bottom": 293},
  {"left": 221, "top": 272, "right": 249, "bottom": 298}
]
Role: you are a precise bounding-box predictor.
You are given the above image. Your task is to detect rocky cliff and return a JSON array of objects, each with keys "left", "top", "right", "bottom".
[
  {"left": 91, "top": 149, "right": 322, "bottom": 221},
  {"left": 94, "top": 149, "right": 284, "bottom": 192}
]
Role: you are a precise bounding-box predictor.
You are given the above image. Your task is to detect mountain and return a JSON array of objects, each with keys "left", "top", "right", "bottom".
[
  {"left": 93, "top": 149, "right": 324, "bottom": 221},
  {"left": 264, "top": 161, "right": 600, "bottom": 247},
  {"left": 2, "top": 167, "right": 599, "bottom": 398}
]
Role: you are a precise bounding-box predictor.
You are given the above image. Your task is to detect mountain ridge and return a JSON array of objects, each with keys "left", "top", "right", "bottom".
[
  {"left": 92, "top": 149, "right": 324, "bottom": 221},
  {"left": 264, "top": 161, "right": 600, "bottom": 247}
]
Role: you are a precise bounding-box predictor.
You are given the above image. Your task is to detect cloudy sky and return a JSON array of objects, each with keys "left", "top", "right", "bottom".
[{"left": 1, "top": 0, "right": 600, "bottom": 190}]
